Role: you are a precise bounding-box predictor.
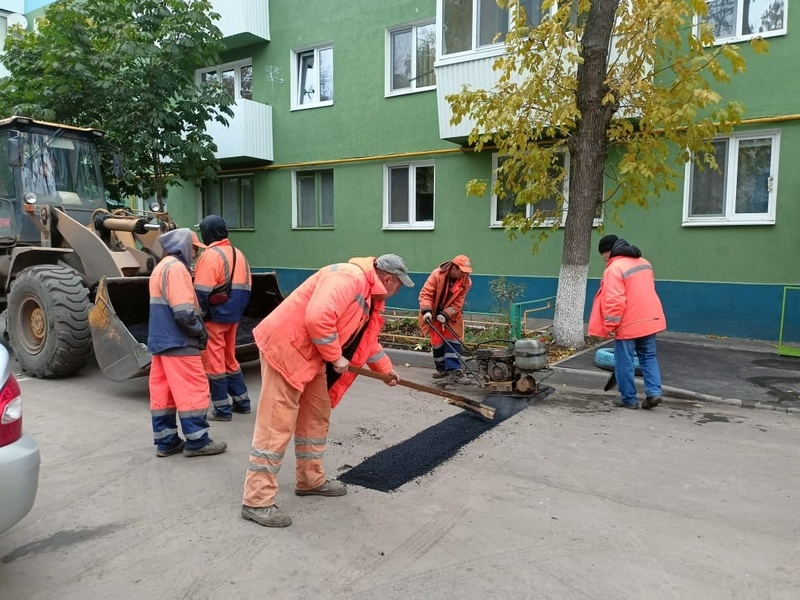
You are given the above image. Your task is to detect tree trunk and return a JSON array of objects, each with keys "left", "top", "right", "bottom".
[{"left": 552, "top": 0, "right": 620, "bottom": 348}]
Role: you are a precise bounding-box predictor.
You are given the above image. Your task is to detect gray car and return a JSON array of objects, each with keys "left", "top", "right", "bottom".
[{"left": 0, "top": 343, "right": 40, "bottom": 535}]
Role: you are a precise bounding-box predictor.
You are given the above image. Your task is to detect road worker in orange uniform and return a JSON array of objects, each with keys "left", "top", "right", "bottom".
[
  {"left": 589, "top": 235, "right": 666, "bottom": 410},
  {"left": 241, "top": 254, "right": 414, "bottom": 528},
  {"left": 418, "top": 255, "right": 473, "bottom": 383},
  {"left": 147, "top": 228, "right": 227, "bottom": 457},
  {"left": 193, "top": 215, "right": 253, "bottom": 421}
]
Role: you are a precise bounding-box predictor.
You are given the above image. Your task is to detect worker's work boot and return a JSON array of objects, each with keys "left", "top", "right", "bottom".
[
  {"left": 448, "top": 369, "right": 472, "bottom": 385},
  {"left": 207, "top": 412, "right": 232, "bottom": 422},
  {"left": 612, "top": 398, "right": 639, "bottom": 410},
  {"left": 295, "top": 479, "right": 347, "bottom": 497},
  {"left": 155, "top": 439, "right": 185, "bottom": 457},
  {"left": 642, "top": 396, "right": 662, "bottom": 410},
  {"left": 183, "top": 439, "right": 228, "bottom": 457},
  {"left": 431, "top": 370, "right": 448, "bottom": 379},
  {"left": 241, "top": 505, "right": 292, "bottom": 528}
]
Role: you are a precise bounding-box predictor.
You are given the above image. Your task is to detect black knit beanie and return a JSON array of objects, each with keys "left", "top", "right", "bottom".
[{"left": 598, "top": 234, "right": 618, "bottom": 254}]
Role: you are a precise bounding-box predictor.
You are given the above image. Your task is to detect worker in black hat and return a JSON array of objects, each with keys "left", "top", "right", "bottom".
[{"left": 589, "top": 234, "right": 666, "bottom": 410}]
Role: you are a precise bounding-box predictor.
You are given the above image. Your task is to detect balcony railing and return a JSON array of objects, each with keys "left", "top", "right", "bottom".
[
  {"left": 210, "top": 0, "right": 269, "bottom": 47},
  {"left": 434, "top": 53, "right": 506, "bottom": 142},
  {"left": 435, "top": 43, "right": 641, "bottom": 143},
  {"left": 207, "top": 99, "right": 273, "bottom": 163}
]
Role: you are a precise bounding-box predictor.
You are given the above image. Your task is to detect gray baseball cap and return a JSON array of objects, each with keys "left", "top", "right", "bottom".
[{"left": 376, "top": 254, "right": 414, "bottom": 287}]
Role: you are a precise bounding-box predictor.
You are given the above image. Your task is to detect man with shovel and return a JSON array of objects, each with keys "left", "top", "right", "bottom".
[
  {"left": 241, "top": 254, "right": 413, "bottom": 528},
  {"left": 418, "top": 255, "right": 473, "bottom": 384}
]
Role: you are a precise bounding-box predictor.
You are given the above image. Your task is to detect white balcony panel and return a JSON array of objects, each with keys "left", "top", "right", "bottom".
[
  {"left": 210, "top": 0, "right": 269, "bottom": 46},
  {"left": 1, "top": 2, "right": 25, "bottom": 14},
  {"left": 435, "top": 55, "right": 506, "bottom": 141},
  {"left": 207, "top": 99, "right": 273, "bottom": 162}
]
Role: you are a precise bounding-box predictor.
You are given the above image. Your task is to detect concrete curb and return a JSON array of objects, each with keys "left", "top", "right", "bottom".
[{"left": 386, "top": 348, "right": 800, "bottom": 416}]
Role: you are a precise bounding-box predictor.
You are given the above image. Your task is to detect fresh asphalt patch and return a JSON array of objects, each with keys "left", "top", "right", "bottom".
[{"left": 339, "top": 386, "right": 554, "bottom": 492}]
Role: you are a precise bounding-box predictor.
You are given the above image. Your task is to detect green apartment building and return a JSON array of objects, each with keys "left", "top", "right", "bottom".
[{"left": 10, "top": 0, "right": 799, "bottom": 341}]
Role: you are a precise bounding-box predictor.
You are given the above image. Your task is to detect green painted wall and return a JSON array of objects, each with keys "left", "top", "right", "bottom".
[{"left": 168, "top": 0, "right": 800, "bottom": 292}]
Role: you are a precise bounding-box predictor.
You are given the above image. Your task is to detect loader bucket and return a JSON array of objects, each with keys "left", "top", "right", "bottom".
[
  {"left": 89, "top": 276, "right": 152, "bottom": 382},
  {"left": 88, "top": 272, "right": 285, "bottom": 382},
  {"left": 235, "top": 272, "right": 285, "bottom": 363}
]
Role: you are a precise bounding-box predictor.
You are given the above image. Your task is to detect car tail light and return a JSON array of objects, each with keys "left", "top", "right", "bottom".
[{"left": 0, "top": 373, "right": 23, "bottom": 448}]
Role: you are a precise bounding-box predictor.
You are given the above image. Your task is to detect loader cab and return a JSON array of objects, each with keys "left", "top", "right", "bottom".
[{"left": 0, "top": 117, "right": 109, "bottom": 245}]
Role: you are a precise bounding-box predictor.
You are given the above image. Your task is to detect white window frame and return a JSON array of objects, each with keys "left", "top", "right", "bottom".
[
  {"left": 490, "top": 152, "right": 599, "bottom": 228},
  {"left": 196, "top": 58, "right": 254, "bottom": 102},
  {"left": 697, "top": 0, "right": 787, "bottom": 45},
  {"left": 291, "top": 169, "right": 334, "bottom": 229},
  {"left": 436, "top": 0, "right": 556, "bottom": 65},
  {"left": 290, "top": 44, "right": 334, "bottom": 111},
  {"left": 682, "top": 130, "right": 779, "bottom": 227},
  {"left": 383, "top": 161, "right": 436, "bottom": 230},
  {"left": 385, "top": 20, "right": 437, "bottom": 97}
]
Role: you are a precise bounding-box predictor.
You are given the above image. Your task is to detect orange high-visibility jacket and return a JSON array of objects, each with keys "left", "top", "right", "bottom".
[
  {"left": 193, "top": 239, "right": 252, "bottom": 322},
  {"left": 253, "top": 257, "right": 393, "bottom": 397},
  {"left": 588, "top": 255, "right": 666, "bottom": 340},
  {"left": 147, "top": 256, "right": 206, "bottom": 354},
  {"left": 417, "top": 262, "right": 472, "bottom": 338}
]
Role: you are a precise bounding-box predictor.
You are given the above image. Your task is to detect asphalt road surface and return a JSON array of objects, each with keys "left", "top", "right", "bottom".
[{"left": 1, "top": 359, "right": 799, "bottom": 599}]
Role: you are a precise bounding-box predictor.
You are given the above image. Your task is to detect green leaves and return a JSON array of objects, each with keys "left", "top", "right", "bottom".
[
  {"left": 0, "top": 0, "right": 233, "bottom": 205},
  {"left": 447, "top": 0, "right": 760, "bottom": 244}
]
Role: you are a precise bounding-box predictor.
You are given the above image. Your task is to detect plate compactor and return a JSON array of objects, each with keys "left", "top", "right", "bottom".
[{"left": 473, "top": 338, "right": 551, "bottom": 395}]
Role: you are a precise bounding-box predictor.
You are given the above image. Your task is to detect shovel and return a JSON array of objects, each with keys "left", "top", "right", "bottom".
[{"left": 347, "top": 365, "right": 495, "bottom": 420}]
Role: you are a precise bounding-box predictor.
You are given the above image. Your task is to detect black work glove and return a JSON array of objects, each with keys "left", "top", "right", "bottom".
[{"left": 198, "top": 329, "right": 208, "bottom": 351}]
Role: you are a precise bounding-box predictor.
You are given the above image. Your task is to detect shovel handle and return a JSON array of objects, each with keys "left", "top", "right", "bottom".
[{"left": 347, "top": 365, "right": 495, "bottom": 420}]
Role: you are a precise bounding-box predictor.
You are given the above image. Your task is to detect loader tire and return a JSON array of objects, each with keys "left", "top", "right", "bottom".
[{"left": 7, "top": 265, "right": 92, "bottom": 378}]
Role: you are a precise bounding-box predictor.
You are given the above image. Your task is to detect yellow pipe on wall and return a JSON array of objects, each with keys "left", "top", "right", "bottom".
[
  {"left": 219, "top": 113, "right": 800, "bottom": 176},
  {"left": 220, "top": 147, "right": 467, "bottom": 175}
]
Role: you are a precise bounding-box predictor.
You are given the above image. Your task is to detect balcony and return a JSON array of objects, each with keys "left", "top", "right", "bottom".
[
  {"left": 207, "top": 99, "right": 273, "bottom": 163},
  {"left": 2, "top": 1, "right": 25, "bottom": 13},
  {"left": 434, "top": 52, "right": 507, "bottom": 142},
  {"left": 210, "top": 0, "right": 269, "bottom": 48},
  {"left": 435, "top": 34, "right": 639, "bottom": 143}
]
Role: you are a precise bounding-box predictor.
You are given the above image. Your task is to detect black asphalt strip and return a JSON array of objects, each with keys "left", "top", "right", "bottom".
[{"left": 338, "top": 386, "right": 554, "bottom": 492}]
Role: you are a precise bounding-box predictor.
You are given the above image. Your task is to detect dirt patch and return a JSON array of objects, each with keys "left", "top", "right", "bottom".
[{"left": 381, "top": 321, "right": 606, "bottom": 366}]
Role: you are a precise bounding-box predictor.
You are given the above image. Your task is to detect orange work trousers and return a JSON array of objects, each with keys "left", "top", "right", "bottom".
[
  {"left": 149, "top": 354, "right": 210, "bottom": 413},
  {"left": 201, "top": 321, "right": 240, "bottom": 376},
  {"left": 242, "top": 354, "right": 331, "bottom": 508}
]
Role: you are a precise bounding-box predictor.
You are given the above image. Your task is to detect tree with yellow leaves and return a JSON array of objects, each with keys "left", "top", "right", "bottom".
[{"left": 448, "top": 0, "right": 768, "bottom": 348}]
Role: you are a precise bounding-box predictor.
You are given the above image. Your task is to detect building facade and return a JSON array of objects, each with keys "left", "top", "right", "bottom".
[{"left": 10, "top": 0, "right": 800, "bottom": 341}]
